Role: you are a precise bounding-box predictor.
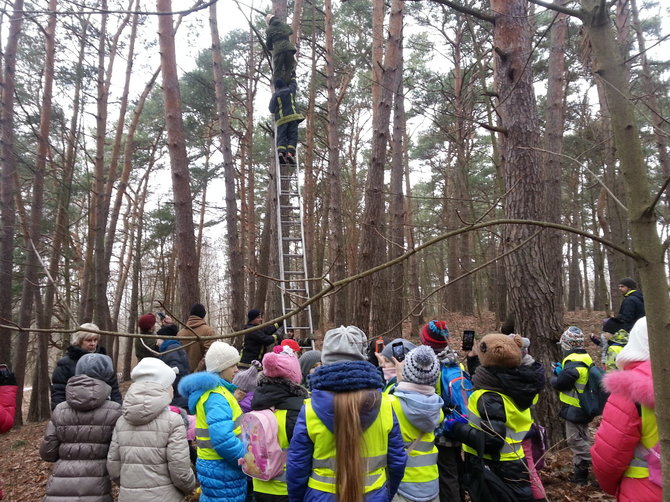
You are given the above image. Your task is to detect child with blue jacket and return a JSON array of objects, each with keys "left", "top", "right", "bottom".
[{"left": 178, "top": 341, "right": 247, "bottom": 502}]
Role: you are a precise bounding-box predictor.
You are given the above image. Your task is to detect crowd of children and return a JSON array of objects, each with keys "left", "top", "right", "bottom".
[{"left": 0, "top": 296, "right": 657, "bottom": 502}]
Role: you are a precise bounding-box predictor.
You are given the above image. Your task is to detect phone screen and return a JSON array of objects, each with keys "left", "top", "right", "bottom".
[
  {"left": 462, "top": 330, "right": 475, "bottom": 351},
  {"left": 392, "top": 342, "right": 405, "bottom": 362}
]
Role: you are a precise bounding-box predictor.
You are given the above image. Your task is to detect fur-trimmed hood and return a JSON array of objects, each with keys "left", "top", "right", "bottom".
[
  {"left": 178, "top": 371, "right": 237, "bottom": 414},
  {"left": 604, "top": 359, "right": 654, "bottom": 408}
]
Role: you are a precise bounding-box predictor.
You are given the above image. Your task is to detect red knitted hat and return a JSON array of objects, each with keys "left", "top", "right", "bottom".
[
  {"left": 138, "top": 313, "right": 156, "bottom": 333},
  {"left": 281, "top": 339, "right": 301, "bottom": 353},
  {"left": 420, "top": 320, "right": 449, "bottom": 351}
]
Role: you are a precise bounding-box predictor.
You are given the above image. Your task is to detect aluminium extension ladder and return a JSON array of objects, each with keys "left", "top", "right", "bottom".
[{"left": 273, "top": 145, "right": 315, "bottom": 350}]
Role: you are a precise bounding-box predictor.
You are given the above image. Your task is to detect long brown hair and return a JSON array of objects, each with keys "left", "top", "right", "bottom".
[{"left": 333, "top": 390, "right": 380, "bottom": 502}]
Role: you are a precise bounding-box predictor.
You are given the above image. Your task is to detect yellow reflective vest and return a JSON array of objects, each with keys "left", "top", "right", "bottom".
[
  {"left": 252, "top": 409, "right": 290, "bottom": 495},
  {"left": 559, "top": 352, "right": 593, "bottom": 408},
  {"left": 462, "top": 389, "right": 531, "bottom": 462},
  {"left": 624, "top": 405, "right": 658, "bottom": 479},
  {"left": 195, "top": 386, "right": 243, "bottom": 460},
  {"left": 304, "top": 394, "right": 393, "bottom": 494},
  {"left": 388, "top": 395, "right": 441, "bottom": 486}
]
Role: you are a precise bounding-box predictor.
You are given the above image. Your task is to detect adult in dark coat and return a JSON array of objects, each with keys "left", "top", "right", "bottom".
[
  {"left": 269, "top": 76, "right": 304, "bottom": 165},
  {"left": 265, "top": 14, "right": 296, "bottom": 84},
  {"left": 50, "top": 323, "right": 122, "bottom": 410},
  {"left": 157, "top": 323, "right": 190, "bottom": 409},
  {"left": 41, "top": 353, "right": 122, "bottom": 502},
  {"left": 603, "top": 277, "right": 645, "bottom": 334},
  {"left": 240, "top": 309, "right": 283, "bottom": 367}
]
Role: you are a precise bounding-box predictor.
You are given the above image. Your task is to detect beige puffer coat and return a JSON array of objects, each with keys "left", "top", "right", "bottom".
[
  {"left": 107, "top": 381, "right": 195, "bottom": 502},
  {"left": 40, "top": 375, "right": 122, "bottom": 502}
]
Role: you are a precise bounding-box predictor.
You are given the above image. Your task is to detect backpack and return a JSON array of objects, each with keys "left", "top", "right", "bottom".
[
  {"left": 573, "top": 362, "right": 609, "bottom": 420},
  {"left": 238, "top": 409, "right": 286, "bottom": 481},
  {"left": 646, "top": 444, "right": 662, "bottom": 487},
  {"left": 436, "top": 363, "right": 473, "bottom": 436},
  {"left": 462, "top": 433, "right": 518, "bottom": 502}
]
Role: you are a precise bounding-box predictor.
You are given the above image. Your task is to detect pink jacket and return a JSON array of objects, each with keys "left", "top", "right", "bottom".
[{"left": 591, "top": 360, "right": 661, "bottom": 502}]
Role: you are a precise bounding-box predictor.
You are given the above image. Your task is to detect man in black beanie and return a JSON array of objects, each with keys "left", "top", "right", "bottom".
[
  {"left": 239, "top": 309, "right": 283, "bottom": 368},
  {"left": 602, "top": 278, "right": 645, "bottom": 334},
  {"left": 177, "top": 303, "right": 216, "bottom": 372}
]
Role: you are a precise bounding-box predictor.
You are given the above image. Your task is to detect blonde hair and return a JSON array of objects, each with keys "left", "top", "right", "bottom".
[
  {"left": 333, "top": 390, "right": 379, "bottom": 502},
  {"left": 72, "top": 323, "right": 100, "bottom": 346}
]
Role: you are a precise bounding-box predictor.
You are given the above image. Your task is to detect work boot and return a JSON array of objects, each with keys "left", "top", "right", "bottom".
[
  {"left": 285, "top": 152, "right": 296, "bottom": 164},
  {"left": 277, "top": 152, "right": 286, "bottom": 165},
  {"left": 570, "top": 461, "right": 589, "bottom": 485}
]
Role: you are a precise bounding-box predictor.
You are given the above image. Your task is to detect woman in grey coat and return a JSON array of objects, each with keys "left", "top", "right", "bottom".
[{"left": 40, "top": 353, "right": 122, "bottom": 502}]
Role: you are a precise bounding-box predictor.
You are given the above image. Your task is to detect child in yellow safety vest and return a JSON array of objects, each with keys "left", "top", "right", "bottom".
[
  {"left": 250, "top": 347, "right": 308, "bottom": 502},
  {"left": 286, "top": 325, "right": 407, "bottom": 502},
  {"left": 389, "top": 345, "right": 444, "bottom": 502},
  {"left": 445, "top": 334, "right": 543, "bottom": 502},
  {"left": 178, "top": 341, "right": 247, "bottom": 502}
]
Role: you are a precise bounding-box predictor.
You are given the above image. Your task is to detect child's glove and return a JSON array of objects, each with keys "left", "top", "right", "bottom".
[
  {"left": 551, "top": 362, "right": 563, "bottom": 375},
  {"left": 442, "top": 413, "right": 468, "bottom": 432},
  {"left": 589, "top": 333, "right": 602, "bottom": 346}
]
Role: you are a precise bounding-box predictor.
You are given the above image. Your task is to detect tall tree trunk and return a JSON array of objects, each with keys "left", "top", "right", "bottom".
[
  {"left": 355, "top": 0, "right": 401, "bottom": 334},
  {"left": 578, "top": 0, "right": 670, "bottom": 487},
  {"left": 210, "top": 3, "right": 245, "bottom": 331},
  {"left": 491, "top": 0, "right": 563, "bottom": 442},
  {"left": 157, "top": 0, "right": 200, "bottom": 318},
  {"left": 0, "top": 0, "right": 24, "bottom": 366},
  {"left": 542, "top": 0, "right": 568, "bottom": 319},
  {"left": 324, "top": 0, "right": 345, "bottom": 323}
]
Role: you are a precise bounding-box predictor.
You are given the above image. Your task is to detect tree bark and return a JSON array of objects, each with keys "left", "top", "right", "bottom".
[
  {"left": 491, "top": 0, "right": 564, "bottom": 443},
  {"left": 157, "top": 0, "right": 200, "bottom": 318},
  {"left": 0, "top": 0, "right": 24, "bottom": 365},
  {"left": 210, "top": 2, "right": 245, "bottom": 331}
]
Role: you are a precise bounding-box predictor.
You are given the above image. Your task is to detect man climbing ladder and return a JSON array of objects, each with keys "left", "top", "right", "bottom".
[{"left": 269, "top": 74, "right": 304, "bottom": 165}]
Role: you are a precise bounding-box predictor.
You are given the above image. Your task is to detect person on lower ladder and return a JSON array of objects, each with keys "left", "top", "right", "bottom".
[{"left": 270, "top": 74, "right": 304, "bottom": 166}]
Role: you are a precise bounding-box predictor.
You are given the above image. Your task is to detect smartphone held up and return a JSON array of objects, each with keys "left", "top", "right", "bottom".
[{"left": 462, "top": 330, "right": 475, "bottom": 352}]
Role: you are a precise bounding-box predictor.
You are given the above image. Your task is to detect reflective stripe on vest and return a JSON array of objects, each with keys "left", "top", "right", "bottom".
[
  {"left": 195, "top": 385, "right": 243, "bottom": 460},
  {"left": 253, "top": 409, "right": 290, "bottom": 495},
  {"left": 559, "top": 353, "right": 592, "bottom": 408},
  {"left": 624, "top": 405, "right": 659, "bottom": 479},
  {"left": 304, "top": 393, "right": 393, "bottom": 494},
  {"left": 461, "top": 389, "right": 532, "bottom": 462},
  {"left": 389, "top": 395, "right": 440, "bottom": 484}
]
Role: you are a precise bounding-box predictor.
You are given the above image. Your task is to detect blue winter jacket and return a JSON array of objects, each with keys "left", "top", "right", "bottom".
[
  {"left": 286, "top": 388, "right": 407, "bottom": 502},
  {"left": 178, "top": 372, "right": 247, "bottom": 502}
]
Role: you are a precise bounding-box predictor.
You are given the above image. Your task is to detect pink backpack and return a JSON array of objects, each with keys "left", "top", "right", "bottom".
[
  {"left": 646, "top": 444, "right": 662, "bottom": 487},
  {"left": 238, "top": 409, "right": 286, "bottom": 481}
]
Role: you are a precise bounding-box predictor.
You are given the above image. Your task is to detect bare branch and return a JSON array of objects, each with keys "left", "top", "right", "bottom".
[
  {"left": 407, "top": 0, "right": 495, "bottom": 23},
  {"left": 527, "top": 0, "right": 583, "bottom": 19}
]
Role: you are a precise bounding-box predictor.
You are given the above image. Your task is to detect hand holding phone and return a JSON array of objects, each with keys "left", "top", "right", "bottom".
[
  {"left": 462, "top": 330, "right": 475, "bottom": 352},
  {"left": 391, "top": 341, "right": 406, "bottom": 362}
]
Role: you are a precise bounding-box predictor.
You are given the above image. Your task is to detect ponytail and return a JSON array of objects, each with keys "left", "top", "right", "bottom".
[{"left": 333, "top": 390, "right": 380, "bottom": 502}]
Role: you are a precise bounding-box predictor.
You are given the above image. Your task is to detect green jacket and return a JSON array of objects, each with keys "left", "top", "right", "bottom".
[{"left": 266, "top": 19, "right": 296, "bottom": 55}]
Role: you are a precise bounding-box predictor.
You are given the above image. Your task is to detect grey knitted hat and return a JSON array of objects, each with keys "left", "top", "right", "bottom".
[
  {"left": 232, "top": 361, "right": 260, "bottom": 393},
  {"left": 402, "top": 346, "right": 440, "bottom": 386},
  {"left": 321, "top": 326, "right": 367, "bottom": 365},
  {"left": 381, "top": 338, "right": 416, "bottom": 361},
  {"left": 75, "top": 353, "right": 114, "bottom": 381},
  {"left": 299, "top": 350, "right": 322, "bottom": 381}
]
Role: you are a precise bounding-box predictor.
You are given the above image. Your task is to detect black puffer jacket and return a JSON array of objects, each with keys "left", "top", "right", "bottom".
[
  {"left": 240, "top": 323, "right": 282, "bottom": 365},
  {"left": 550, "top": 349, "right": 591, "bottom": 423},
  {"left": 41, "top": 375, "right": 122, "bottom": 501},
  {"left": 450, "top": 365, "right": 543, "bottom": 502},
  {"left": 51, "top": 345, "right": 122, "bottom": 410},
  {"left": 250, "top": 375, "right": 308, "bottom": 441}
]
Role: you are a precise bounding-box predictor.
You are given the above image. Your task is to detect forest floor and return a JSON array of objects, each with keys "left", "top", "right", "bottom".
[{"left": 0, "top": 310, "right": 617, "bottom": 501}]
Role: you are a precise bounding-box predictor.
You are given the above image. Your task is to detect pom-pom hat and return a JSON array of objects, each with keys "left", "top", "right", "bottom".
[
  {"left": 402, "top": 346, "right": 440, "bottom": 386},
  {"left": 421, "top": 320, "right": 450, "bottom": 352}
]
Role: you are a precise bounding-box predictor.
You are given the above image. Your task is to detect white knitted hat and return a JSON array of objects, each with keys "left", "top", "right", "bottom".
[
  {"left": 205, "top": 341, "right": 241, "bottom": 373},
  {"left": 616, "top": 317, "right": 649, "bottom": 369},
  {"left": 131, "top": 357, "right": 177, "bottom": 388}
]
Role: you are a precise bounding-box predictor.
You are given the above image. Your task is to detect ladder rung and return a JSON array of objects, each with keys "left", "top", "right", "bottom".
[
  {"left": 280, "top": 205, "right": 300, "bottom": 210},
  {"left": 286, "top": 288, "right": 307, "bottom": 293},
  {"left": 284, "top": 253, "right": 304, "bottom": 258},
  {"left": 283, "top": 271, "right": 306, "bottom": 275},
  {"left": 282, "top": 237, "right": 302, "bottom": 241},
  {"left": 283, "top": 326, "right": 312, "bottom": 331},
  {"left": 280, "top": 220, "right": 301, "bottom": 225}
]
